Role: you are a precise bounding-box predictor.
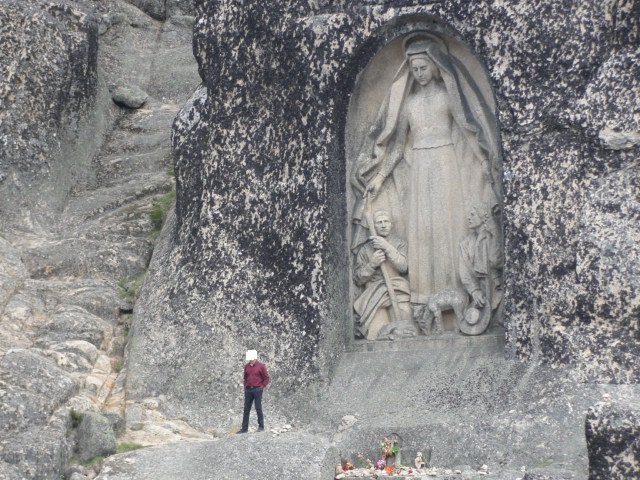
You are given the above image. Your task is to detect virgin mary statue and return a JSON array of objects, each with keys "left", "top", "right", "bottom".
[{"left": 351, "top": 33, "right": 502, "bottom": 306}]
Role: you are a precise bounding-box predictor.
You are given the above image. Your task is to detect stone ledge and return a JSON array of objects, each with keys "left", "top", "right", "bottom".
[{"left": 346, "top": 327, "right": 505, "bottom": 354}]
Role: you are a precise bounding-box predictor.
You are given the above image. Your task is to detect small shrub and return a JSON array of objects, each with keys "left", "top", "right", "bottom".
[
  {"left": 117, "top": 442, "right": 145, "bottom": 453},
  {"left": 149, "top": 190, "right": 176, "bottom": 230},
  {"left": 112, "top": 358, "right": 124, "bottom": 373},
  {"left": 117, "top": 272, "right": 146, "bottom": 303},
  {"left": 80, "top": 455, "right": 104, "bottom": 468},
  {"left": 70, "top": 409, "right": 84, "bottom": 429}
]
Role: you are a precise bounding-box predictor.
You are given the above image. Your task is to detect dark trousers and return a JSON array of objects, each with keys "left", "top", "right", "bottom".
[{"left": 241, "top": 387, "right": 264, "bottom": 430}]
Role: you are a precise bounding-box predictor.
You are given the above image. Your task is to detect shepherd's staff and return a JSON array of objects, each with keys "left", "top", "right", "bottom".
[{"left": 363, "top": 192, "right": 402, "bottom": 324}]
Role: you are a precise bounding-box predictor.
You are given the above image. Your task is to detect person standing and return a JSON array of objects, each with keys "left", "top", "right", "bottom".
[{"left": 238, "top": 350, "right": 269, "bottom": 433}]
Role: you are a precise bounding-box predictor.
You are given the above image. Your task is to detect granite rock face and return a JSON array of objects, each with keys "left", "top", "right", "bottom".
[
  {"left": 586, "top": 400, "right": 640, "bottom": 479},
  {"left": 0, "top": 0, "right": 99, "bottom": 227},
  {"left": 129, "top": 0, "right": 640, "bottom": 431},
  {"left": 0, "top": 0, "right": 201, "bottom": 477},
  {"left": 0, "top": 349, "right": 78, "bottom": 478},
  {"left": 95, "top": 432, "right": 336, "bottom": 480},
  {"left": 124, "top": 0, "right": 166, "bottom": 20}
]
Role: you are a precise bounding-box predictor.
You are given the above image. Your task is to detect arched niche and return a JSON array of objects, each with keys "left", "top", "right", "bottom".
[{"left": 346, "top": 30, "right": 504, "bottom": 342}]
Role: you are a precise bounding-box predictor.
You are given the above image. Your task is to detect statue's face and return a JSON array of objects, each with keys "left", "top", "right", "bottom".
[
  {"left": 374, "top": 214, "right": 392, "bottom": 236},
  {"left": 410, "top": 57, "right": 436, "bottom": 86},
  {"left": 467, "top": 210, "right": 483, "bottom": 229}
]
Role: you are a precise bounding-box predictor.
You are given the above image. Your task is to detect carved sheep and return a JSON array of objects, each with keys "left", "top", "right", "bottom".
[{"left": 416, "top": 288, "right": 468, "bottom": 334}]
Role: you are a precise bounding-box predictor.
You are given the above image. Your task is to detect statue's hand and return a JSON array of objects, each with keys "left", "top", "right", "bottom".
[
  {"left": 370, "top": 235, "right": 392, "bottom": 252},
  {"left": 365, "top": 173, "right": 384, "bottom": 198},
  {"left": 471, "top": 290, "right": 486, "bottom": 307},
  {"left": 370, "top": 249, "right": 386, "bottom": 267}
]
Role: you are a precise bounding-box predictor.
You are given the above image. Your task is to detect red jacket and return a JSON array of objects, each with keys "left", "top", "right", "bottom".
[{"left": 244, "top": 361, "right": 270, "bottom": 388}]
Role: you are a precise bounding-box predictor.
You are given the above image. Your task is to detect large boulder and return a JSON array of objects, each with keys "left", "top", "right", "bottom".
[
  {"left": 76, "top": 412, "right": 117, "bottom": 462},
  {"left": 0, "top": 350, "right": 78, "bottom": 478},
  {"left": 128, "top": 0, "right": 640, "bottom": 430},
  {"left": 0, "top": 349, "right": 78, "bottom": 433}
]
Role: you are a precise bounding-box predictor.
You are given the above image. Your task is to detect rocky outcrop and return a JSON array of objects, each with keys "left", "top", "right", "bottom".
[
  {"left": 586, "top": 399, "right": 640, "bottom": 479},
  {"left": 76, "top": 412, "right": 118, "bottom": 461},
  {"left": 128, "top": 0, "right": 640, "bottom": 436},
  {"left": 95, "top": 432, "right": 336, "bottom": 480},
  {"left": 0, "top": 0, "right": 200, "bottom": 478},
  {"left": 0, "top": 0, "right": 100, "bottom": 228}
]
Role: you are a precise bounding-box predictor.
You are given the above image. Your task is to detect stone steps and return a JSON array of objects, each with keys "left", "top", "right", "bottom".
[
  {"left": 95, "top": 149, "right": 172, "bottom": 186},
  {"left": 62, "top": 172, "right": 172, "bottom": 225}
]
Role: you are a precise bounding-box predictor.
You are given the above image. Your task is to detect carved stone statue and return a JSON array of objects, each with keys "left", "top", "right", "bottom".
[
  {"left": 353, "top": 210, "right": 413, "bottom": 340},
  {"left": 458, "top": 204, "right": 503, "bottom": 335},
  {"left": 350, "top": 32, "right": 503, "bottom": 337}
]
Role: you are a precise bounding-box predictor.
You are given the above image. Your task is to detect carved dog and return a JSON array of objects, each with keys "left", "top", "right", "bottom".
[{"left": 416, "top": 288, "right": 468, "bottom": 335}]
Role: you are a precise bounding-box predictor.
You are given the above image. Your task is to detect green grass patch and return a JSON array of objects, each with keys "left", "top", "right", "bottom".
[
  {"left": 149, "top": 190, "right": 176, "bottom": 230},
  {"left": 78, "top": 455, "right": 104, "bottom": 468},
  {"left": 70, "top": 409, "right": 84, "bottom": 429},
  {"left": 117, "top": 442, "right": 145, "bottom": 453},
  {"left": 112, "top": 358, "right": 124, "bottom": 373},
  {"left": 117, "top": 272, "right": 146, "bottom": 303}
]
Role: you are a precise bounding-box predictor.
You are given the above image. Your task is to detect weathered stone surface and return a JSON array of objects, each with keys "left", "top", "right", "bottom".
[
  {"left": 0, "top": 418, "right": 74, "bottom": 480},
  {"left": 129, "top": 2, "right": 640, "bottom": 441},
  {"left": 102, "top": 411, "right": 127, "bottom": 437},
  {"left": 0, "top": 349, "right": 78, "bottom": 433},
  {"left": 586, "top": 399, "right": 640, "bottom": 479},
  {"left": 19, "top": 236, "right": 152, "bottom": 281},
  {"left": 95, "top": 432, "right": 336, "bottom": 480},
  {"left": 110, "top": 84, "right": 149, "bottom": 109},
  {"left": 35, "top": 305, "right": 110, "bottom": 348},
  {"left": 166, "top": 1, "right": 195, "bottom": 18},
  {"left": 19, "top": 278, "right": 124, "bottom": 324},
  {"left": 0, "top": 1, "right": 199, "bottom": 479},
  {"left": 76, "top": 412, "right": 118, "bottom": 461},
  {"left": 314, "top": 339, "right": 605, "bottom": 476},
  {"left": 70, "top": 472, "right": 91, "bottom": 480},
  {"left": 125, "top": 0, "right": 166, "bottom": 21},
  {"left": 0, "top": 0, "right": 100, "bottom": 227},
  {"left": 522, "top": 472, "right": 577, "bottom": 480},
  {"left": 0, "top": 237, "right": 27, "bottom": 309}
]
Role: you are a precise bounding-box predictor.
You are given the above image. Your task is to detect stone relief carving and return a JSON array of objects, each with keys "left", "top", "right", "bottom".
[
  {"left": 349, "top": 32, "right": 503, "bottom": 340},
  {"left": 353, "top": 209, "right": 414, "bottom": 340}
]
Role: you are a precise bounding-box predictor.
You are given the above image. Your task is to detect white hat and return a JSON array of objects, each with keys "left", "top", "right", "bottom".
[{"left": 245, "top": 350, "right": 257, "bottom": 361}]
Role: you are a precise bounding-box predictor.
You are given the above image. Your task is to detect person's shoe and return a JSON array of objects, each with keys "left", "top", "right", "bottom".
[
  {"left": 236, "top": 429, "right": 248, "bottom": 434},
  {"left": 257, "top": 427, "right": 264, "bottom": 432}
]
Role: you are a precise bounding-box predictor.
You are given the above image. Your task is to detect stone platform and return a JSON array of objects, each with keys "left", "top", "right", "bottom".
[
  {"left": 309, "top": 331, "right": 605, "bottom": 477},
  {"left": 347, "top": 327, "right": 505, "bottom": 354},
  {"left": 95, "top": 432, "right": 336, "bottom": 480}
]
